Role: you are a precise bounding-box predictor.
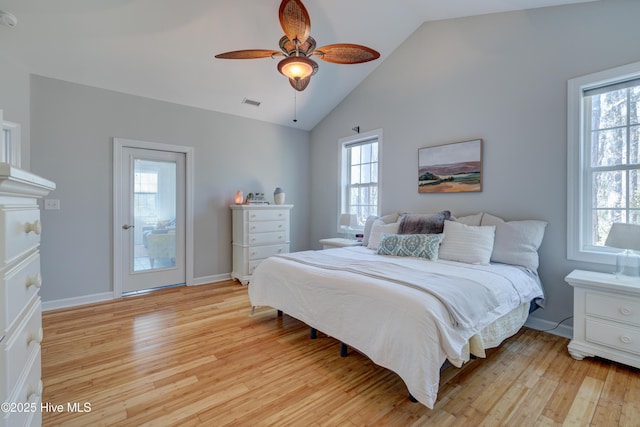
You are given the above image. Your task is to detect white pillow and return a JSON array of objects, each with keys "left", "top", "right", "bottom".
[
  {"left": 367, "top": 220, "right": 400, "bottom": 250},
  {"left": 363, "top": 213, "right": 400, "bottom": 246},
  {"left": 362, "top": 216, "right": 378, "bottom": 246},
  {"left": 439, "top": 220, "right": 496, "bottom": 265},
  {"left": 480, "top": 213, "right": 547, "bottom": 270},
  {"left": 454, "top": 213, "right": 484, "bottom": 226}
]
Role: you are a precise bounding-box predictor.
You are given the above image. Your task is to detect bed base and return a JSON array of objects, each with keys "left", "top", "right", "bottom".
[
  {"left": 276, "top": 309, "right": 482, "bottom": 404},
  {"left": 283, "top": 308, "right": 416, "bottom": 401},
  {"left": 309, "top": 326, "right": 349, "bottom": 357}
]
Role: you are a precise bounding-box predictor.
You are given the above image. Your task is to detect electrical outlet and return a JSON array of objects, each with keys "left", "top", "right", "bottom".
[{"left": 44, "top": 199, "right": 60, "bottom": 210}]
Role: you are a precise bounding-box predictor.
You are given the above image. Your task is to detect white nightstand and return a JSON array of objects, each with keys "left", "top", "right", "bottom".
[
  {"left": 565, "top": 269, "right": 640, "bottom": 369},
  {"left": 319, "top": 238, "right": 363, "bottom": 249}
]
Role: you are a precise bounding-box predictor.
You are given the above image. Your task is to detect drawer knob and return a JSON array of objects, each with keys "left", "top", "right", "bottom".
[
  {"left": 620, "top": 335, "right": 632, "bottom": 344},
  {"left": 620, "top": 307, "right": 632, "bottom": 316},
  {"left": 28, "top": 327, "right": 44, "bottom": 345},
  {"left": 27, "top": 380, "right": 44, "bottom": 400},
  {"left": 25, "top": 220, "right": 41, "bottom": 235},
  {"left": 26, "top": 273, "right": 42, "bottom": 289}
]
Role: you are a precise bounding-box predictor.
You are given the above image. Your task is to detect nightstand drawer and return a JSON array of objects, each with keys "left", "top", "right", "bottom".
[
  {"left": 586, "top": 293, "right": 640, "bottom": 327},
  {"left": 586, "top": 318, "right": 640, "bottom": 355}
]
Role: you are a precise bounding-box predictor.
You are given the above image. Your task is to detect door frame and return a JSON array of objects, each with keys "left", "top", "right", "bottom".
[{"left": 113, "top": 138, "right": 194, "bottom": 297}]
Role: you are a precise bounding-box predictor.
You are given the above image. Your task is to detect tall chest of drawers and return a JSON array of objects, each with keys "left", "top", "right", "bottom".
[
  {"left": 231, "top": 204, "right": 292, "bottom": 285},
  {"left": 566, "top": 269, "right": 640, "bottom": 369},
  {"left": 0, "top": 164, "right": 55, "bottom": 427}
]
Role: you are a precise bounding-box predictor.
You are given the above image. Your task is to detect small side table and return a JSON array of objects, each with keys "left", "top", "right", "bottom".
[
  {"left": 319, "top": 238, "right": 363, "bottom": 249},
  {"left": 565, "top": 269, "right": 640, "bottom": 369}
]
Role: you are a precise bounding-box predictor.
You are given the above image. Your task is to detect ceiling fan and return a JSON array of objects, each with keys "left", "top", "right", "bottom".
[{"left": 215, "top": 0, "right": 380, "bottom": 92}]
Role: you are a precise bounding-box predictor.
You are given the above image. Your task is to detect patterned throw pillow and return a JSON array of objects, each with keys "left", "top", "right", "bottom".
[{"left": 376, "top": 233, "right": 443, "bottom": 260}]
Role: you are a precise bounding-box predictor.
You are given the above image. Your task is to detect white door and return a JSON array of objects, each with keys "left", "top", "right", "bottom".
[{"left": 119, "top": 147, "right": 186, "bottom": 293}]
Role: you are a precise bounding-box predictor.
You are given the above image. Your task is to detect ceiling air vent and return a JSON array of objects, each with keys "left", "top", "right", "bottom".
[{"left": 242, "top": 98, "right": 261, "bottom": 107}]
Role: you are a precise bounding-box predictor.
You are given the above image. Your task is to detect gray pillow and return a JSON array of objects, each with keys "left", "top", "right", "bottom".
[
  {"left": 398, "top": 211, "right": 451, "bottom": 234},
  {"left": 481, "top": 213, "right": 547, "bottom": 270}
]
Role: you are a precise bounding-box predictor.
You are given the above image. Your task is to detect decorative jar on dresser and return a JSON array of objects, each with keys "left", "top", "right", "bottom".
[
  {"left": 565, "top": 269, "right": 640, "bottom": 369},
  {"left": 0, "top": 163, "right": 55, "bottom": 427},
  {"left": 231, "top": 204, "right": 292, "bottom": 285}
]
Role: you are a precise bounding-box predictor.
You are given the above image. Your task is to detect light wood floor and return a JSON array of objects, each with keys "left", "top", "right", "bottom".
[{"left": 41, "top": 281, "right": 640, "bottom": 426}]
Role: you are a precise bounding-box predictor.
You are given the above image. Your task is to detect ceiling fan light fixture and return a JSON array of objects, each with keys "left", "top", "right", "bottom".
[{"left": 277, "top": 56, "right": 318, "bottom": 81}]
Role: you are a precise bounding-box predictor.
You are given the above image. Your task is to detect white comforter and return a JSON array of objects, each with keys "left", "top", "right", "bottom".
[{"left": 248, "top": 246, "right": 544, "bottom": 408}]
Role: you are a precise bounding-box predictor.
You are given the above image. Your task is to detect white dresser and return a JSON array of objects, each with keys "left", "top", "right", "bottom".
[
  {"left": 231, "top": 204, "right": 292, "bottom": 285},
  {"left": 0, "top": 164, "right": 55, "bottom": 427},
  {"left": 566, "top": 269, "right": 640, "bottom": 369}
]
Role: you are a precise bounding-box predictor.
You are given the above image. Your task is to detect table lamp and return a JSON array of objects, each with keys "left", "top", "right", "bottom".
[
  {"left": 339, "top": 213, "right": 357, "bottom": 240},
  {"left": 605, "top": 223, "right": 640, "bottom": 279}
]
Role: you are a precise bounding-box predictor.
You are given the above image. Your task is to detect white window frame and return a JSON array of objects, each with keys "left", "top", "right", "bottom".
[
  {"left": 338, "top": 128, "right": 382, "bottom": 233},
  {"left": 1, "top": 118, "right": 21, "bottom": 167},
  {"left": 567, "top": 61, "right": 640, "bottom": 264}
]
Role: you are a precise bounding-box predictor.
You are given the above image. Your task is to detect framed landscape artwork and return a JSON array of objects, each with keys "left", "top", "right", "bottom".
[{"left": 418, "top": 139, "right": 482, "bottom": 193}]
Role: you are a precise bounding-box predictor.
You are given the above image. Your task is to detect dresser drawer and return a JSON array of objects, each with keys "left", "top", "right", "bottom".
[
  {"left": 0, "top": 207, "right": 41, "bottom": 266},
  {"left": 248, "top": 259, "right": 263, "bottom": 275},
  {"left": 248, "top": 220, "right": 287, "bottom": 233},
  {"left": 1, "top": 252, "right": 41, "bottom": 336},
  {"left": 2, "top": 348, "right": 41, "bottom": 427},
  {"left": 248, "top": 209, "right": 289, "bottom": 222},
  {"left": 248, "top": 244, "right": 288, "bottom": 261},
  {"left": 0, "top": 299, "right": 42, "bottom": 403},
  {"left": 586, "top": 318, "right": 640, "bottom": 355},
  {"left": 586, "top": 292, "right": 640, "bottom": 327},
  {"left": 248, "top": 231, "right": 287, "bottom": 246}
]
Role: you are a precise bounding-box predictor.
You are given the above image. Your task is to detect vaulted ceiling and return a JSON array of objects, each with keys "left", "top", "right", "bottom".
[{"left": 0, "top": 0, "right": 595, "bottom": 130}]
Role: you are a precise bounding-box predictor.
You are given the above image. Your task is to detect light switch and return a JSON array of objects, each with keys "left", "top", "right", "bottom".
[{"left": 44, "top": 199, "right": 60, "bottom": 210}]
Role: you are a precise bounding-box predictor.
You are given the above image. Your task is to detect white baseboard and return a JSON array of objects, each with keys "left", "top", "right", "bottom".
[
  {"left": 42, "top": 292, "right": 114, "bottom": 312},
  {"left": 42, "top": 274, "right": 235, "bottom": 311},
  {"left": 524, "top": 317, "right": 573, "bottom": 340},
  {"left": 191, "top": 273, "right": 232, "bottom": 286}
]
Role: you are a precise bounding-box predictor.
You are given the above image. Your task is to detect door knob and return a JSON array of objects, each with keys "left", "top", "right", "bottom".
[{"left": 122, "top": 224, "right": 135, "bottom": 230}]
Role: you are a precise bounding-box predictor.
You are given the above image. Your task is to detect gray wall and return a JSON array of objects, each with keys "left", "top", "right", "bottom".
[
  {"left": 309, "top": 0, "right": 640, "bottom": 330},
  {"left": 29, "top": 76, "right": 310, "bottom": 301}
]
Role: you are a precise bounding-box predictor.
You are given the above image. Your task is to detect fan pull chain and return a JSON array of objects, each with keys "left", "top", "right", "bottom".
[{"left": 293, "top": 90, "right": 298, "bottom": 123}]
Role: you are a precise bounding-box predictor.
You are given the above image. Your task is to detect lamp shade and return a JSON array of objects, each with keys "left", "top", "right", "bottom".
[
  {"left": 605, "top": 223, "right": 640, "bottom": 251},
  {"left": 278, "top": 56, "right": 318, "bottom": 80},
  {"left": 339, "top": 213, "right": 357, "bottom": 227}
]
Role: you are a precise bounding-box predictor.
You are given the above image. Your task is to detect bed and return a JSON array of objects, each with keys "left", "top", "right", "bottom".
[{"left": 248, "top": 212, "right": 547, "bottom": 408}]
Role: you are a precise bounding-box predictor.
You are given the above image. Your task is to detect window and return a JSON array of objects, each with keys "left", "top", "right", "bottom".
[
  {"left": 134, "top": 169, "right": 159, "bottom": 219},
  {"left": 568, "top": 62, "right": 640, "bottom": 264},
  {"left": 1, "top": 119, "right": 21, "bottom": 167},
  {"left": 339, "top": 129, "right": 382, "bottom": 230}
]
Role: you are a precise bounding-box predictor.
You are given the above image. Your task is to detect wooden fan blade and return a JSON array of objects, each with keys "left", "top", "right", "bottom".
[
  {"left": 279, "top": 0, "right": 311, "bottom": 45},
  {"left": 289, "top": 76, "right": 310, "bottom": 91},
  {"left": 215, "top": 50, "right": 281, "bottom": 60},
  {"left": 314, "top": 44, "right": 380, "bottom": 64}
]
